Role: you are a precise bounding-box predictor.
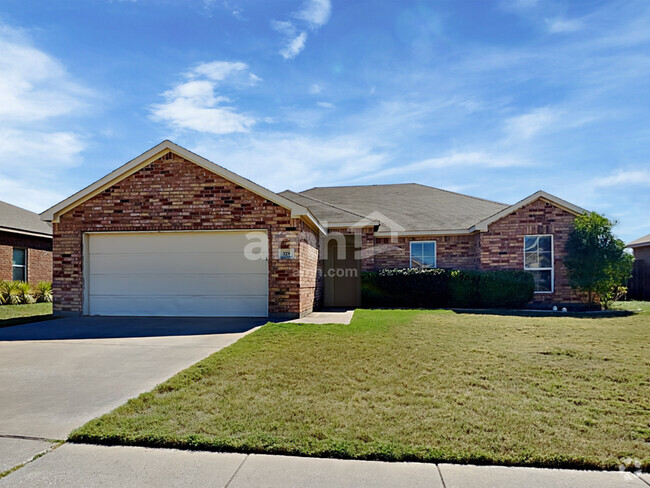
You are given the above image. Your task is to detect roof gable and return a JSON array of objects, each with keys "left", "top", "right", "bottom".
[
  {"left": 40, "top": 141, "right": 325, "bottom": 234},
  {"left": 471, "top": 191, "right": 586, "bottom": 232}
]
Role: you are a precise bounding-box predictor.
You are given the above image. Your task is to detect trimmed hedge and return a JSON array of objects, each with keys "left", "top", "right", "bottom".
[{"left": 362, "top": 269, "right": 534, "bottom": 309}]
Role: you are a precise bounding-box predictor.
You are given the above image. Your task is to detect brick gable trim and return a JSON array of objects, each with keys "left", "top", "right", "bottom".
[
  {"left": 473, "top": 191, "right": 585, "bottom": 232},
  {"left": 41, "top": 140, "right": 325, "bottom": 234}
]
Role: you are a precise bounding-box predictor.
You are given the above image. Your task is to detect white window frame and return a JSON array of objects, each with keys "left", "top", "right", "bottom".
[
  {"left": 409, "top": 240, "right": 437, "bottom": 269},
  {"left": 12, "top": 247, "right": 27, "bottom": 282},
  {"left": 523, "top": 235, "right": 554, "bottom": 293}
]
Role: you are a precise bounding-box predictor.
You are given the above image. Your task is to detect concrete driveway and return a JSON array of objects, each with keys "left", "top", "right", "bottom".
[{"left": 0, "top": 316, "right": 263, "bottom": 470}]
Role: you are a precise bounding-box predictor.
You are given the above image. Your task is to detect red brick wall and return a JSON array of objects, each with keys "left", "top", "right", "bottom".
[
  {"left": 299, "top": 223, "right": 321, "bottom": 315},
  {"left": 372, "top": 234, "right": 480, "bottom": 270},
  {"left": 479, "top": 198, "right": 577, "bottom": 303},
  {"left": 53, "top": 151, "right": 315, "bottom": 316},
  {"left": 0, "top": 231, "right": 52, "bottom": 283}
]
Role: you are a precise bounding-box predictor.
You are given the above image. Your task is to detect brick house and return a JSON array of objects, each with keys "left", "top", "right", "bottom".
[
  {"left": 41, "top": 141, "right": 585, "bottom": 318},
  {"left": 1, "top": 200, "right": 53, "bottom": 284},
  {"left": 627, "top": 234, "right": 650, "bottom": 300}
]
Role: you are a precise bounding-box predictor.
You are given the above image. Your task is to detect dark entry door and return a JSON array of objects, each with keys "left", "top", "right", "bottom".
[{"left": 323, "top": 235, "right": 361, "bottom": 307}]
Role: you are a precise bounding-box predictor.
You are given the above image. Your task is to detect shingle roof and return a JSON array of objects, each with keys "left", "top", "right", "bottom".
[
  {"left": 291, "top": 183, "right": 509, "bottom": 233},
  {"left": 628, "top": 233, "right": 650, "bottom": 248},
  {"left": 0, "top": 200, "right": 52, "bottom": 237},
  {"left": 278, "top": 190, "right": 370, "bottom": 226}
]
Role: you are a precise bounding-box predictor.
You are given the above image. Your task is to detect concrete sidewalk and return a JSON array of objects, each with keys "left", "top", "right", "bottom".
[
  {"left": 1, "top": 443, "right": 647, "bottom": 487},
  {"left": 282, "top": 309, "right": 355, "bottom": 324}
]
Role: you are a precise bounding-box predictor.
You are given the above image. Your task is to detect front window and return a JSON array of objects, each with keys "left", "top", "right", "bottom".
[
  {"left": 410, "top": 241, "right": 436, "bottom": 269},
  {"left": 524, "top": 235, "right": 553, "bottom": 292},
  {"left": 12, "top": 248, "right": 26, "bottom": 282}
]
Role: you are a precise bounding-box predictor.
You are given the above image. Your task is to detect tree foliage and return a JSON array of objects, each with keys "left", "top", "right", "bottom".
[{"left": 564, "top": 212, "right": 634, "bottom": 309}]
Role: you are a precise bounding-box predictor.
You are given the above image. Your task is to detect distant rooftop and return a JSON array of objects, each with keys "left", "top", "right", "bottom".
[
  {"left": 0, "top": 200, "right": 52, "bottom": 237},
  {"left": 627, "top": 233, "right": 650, "bottom": 248},
  {"left": 282, "top": 183, "right": 508, "bottom": 233}
]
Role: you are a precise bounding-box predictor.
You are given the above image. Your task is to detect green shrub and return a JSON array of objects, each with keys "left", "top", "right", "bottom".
[
  {"left": 34, "top": 281, "right": 53, "bottom": 303},
  {"left": 448, "top": 270, "right": 480, "bottom": 308},
  {"left": 0, "top": 280, "right": 23, "bottom": 305},
  {"left": 361, "top": 269, "right": 534, "bottom": 309},
  {"left": 16, "top": 281, "right": 35, "bottom": 304},
  {"left": 374, "top": 268, "right": 449, "bottom": 308},
  {"left": 0, "top": 280, "right": 52, "bottom": 305},
  {"left": 478, "top": 271, "right": 535, "bottom": 308},
  {"left": 360, "top": 272, "right": 388, "bottom": 308}
]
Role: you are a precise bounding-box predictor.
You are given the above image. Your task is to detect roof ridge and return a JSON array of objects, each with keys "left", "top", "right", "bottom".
[
  {"left": 410, "top": 183, "right": 509, "bottom": 207},
  {"left": 289, "top": 191, "right": 370, "bottom": 221},
  {"left": 303, "top": 183, "right": 509, "bottom": 207}
]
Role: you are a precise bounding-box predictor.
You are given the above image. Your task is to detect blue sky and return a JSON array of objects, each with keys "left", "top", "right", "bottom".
[{"left": 0, "top": 0, "right": 649, "bottom": 242}]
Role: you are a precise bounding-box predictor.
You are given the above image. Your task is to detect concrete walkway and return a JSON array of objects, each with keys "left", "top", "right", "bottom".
[
  {"left": 282, "top": 308, "right": 355, "bottom": 324},
  {"left": 1, "top": 443, "right": 647, "bottom": 487}
]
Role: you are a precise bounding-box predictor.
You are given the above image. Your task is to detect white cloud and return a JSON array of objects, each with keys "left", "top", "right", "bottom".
[
  {"left": 292, "top": 0, "right": 331, "bottom": 29},
  {"left": 0, "top": 130, "right": 84, "bottom": 169},
  {"left": 0, "top": 175, "right": 69, "bottom": 213},
  {"left": 546, "top": 17, "right": 584, "bottom": 33},
  {"left": 280, "top": 32, "right": 307, "bottom": 59},
  {"left": 193, "top": 132, "right": 387, "bottom": 191},
  {"left": 370, "top": 151, "right": 529, "bottom": 179},
  {"left": 271, "top": 0, "right": 331, "bottom": 59},
  {"left": 0, "top": 24, "right": 89, "bottom": 211},
  {"left": 309, "top": 83, "right": 323, "bottom": 94},
  {"left": 593, "top": 169, "right": 650, "bottom": 187},
  {"left": 316, "top": 101, "right": 335, "bottom": 108},
  {"left": 0, "top": 26, "right": 89, "bottom": 122},
  {"left": 190, "top": 60, "right": 247, "bottom": 81},
  {"left": 150, "top": 60, "right": 258, "bottom": 135},
  {"left": 504, "top": 107, "right": 560, "bottom": 139}
]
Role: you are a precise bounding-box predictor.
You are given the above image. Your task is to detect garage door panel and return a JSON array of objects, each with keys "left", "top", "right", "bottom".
[
  {"left": 89, "top": 231, "right": 268, "bottom": 255},
  {"left": 88, "top": 295, "right": 268, "bottom": 317},
  {"left": 89, "top": 273, "right": 268, "bottom": 296},
  {"left": 86, "top": 231, "right": 269, "bottom": 317},
  {"left": 89, "top": 252, "right": 267, "bottom": 275}
]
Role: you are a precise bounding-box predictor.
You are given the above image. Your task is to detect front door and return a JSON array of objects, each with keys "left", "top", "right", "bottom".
[{"left": 323, "top": 234, "right": 361, "bottom": 307}]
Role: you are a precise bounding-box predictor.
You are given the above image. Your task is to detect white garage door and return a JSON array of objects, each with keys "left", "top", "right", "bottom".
[{"left": 86, "top": 231, "right": 268, "bottom": 317}]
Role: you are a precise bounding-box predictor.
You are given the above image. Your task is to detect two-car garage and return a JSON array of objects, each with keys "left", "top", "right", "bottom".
[
  {"left": 41, "top": 141, "right": 322, "bottom": 318},
  {"left": 85, "top": 231, "right": 269, "bottom": 317}
]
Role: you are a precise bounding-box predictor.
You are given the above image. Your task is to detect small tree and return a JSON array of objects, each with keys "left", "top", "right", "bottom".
[{"left": 564, "top": 212, "right": 634, "bottom": 309}]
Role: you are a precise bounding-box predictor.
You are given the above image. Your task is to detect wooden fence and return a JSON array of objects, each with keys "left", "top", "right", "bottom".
[{"left": 629, "top": 260, "right": 650, "bottom": 300}]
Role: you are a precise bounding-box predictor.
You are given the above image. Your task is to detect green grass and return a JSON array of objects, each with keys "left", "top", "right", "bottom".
[
  {"left": 614, "top": 300, "right": 650, "bottom": 313},
  {"left": 0, "top": 303, "right": 53, "bottom": 327},
  {"left": 70, "top": 308, "right": 650, "bottom": 470}
]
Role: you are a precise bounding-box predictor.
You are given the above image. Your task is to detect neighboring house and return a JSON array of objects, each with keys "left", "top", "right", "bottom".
[
  {"left": 627, "top": 234, "right": 650, "bottom": 300},
  {"left": 627, "top": 234, "right": 650, "bottom": 262},
  {"left": 0, "top": 200, "right": 53, "bottom": 284},
  {"left": 40, "top": 141, "right": 585, "bottom": 318}
]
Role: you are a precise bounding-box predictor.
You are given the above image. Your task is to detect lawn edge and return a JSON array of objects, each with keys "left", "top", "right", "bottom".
[
  {"left": 66, "top": 432, "right": 634, "bottom": 472},
  {"left": 0, "top": 314, "right": 56, "bottom": 329}
]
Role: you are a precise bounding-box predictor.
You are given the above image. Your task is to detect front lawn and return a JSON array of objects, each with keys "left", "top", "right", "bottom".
[
  {"left": 71, "top": 308, "right": 650, "bottom": 470},
  {"left": 0, "top": 303, "right": 53, "bottom": 327}
]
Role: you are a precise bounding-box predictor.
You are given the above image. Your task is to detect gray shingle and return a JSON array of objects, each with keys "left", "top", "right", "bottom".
[
  {"left": 292, "top": 183, "right": 508, "bottom": 233},
  {"left": 628, "top": 233, "right": 650, "bottom": 247},
  {"left": 0, "top": 200, "right": 52, "bottom": 237}
]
